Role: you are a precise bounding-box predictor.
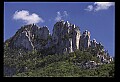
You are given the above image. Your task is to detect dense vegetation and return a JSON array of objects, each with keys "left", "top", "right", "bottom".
[{"left": 4, "top": 44, "right": 114, "bottom": 77}]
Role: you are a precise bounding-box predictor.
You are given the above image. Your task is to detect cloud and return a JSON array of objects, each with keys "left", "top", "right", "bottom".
[
  {"left": 85, "top": 2, "right": 115, "bottom": 12},
  {"left": 13, "top": 10, "right": 44, "bottom": 24},
  {"left": 94, "top": 2, "right": 115, "bottom": 11},
  {"left": 55, "top": 11, "right": 62, "bottom": 21},
  {"left": 63, "top": 11, "right": 68, "bottom": 17},
  {"left": 55, "top": 11, "right": 69, "bottom": 22},
  {"left": 84, "top": 5, "right": 93, "bottom": 11}
]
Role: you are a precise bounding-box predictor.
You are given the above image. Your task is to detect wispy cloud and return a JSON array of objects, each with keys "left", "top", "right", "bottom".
[
  {"left": 55, "top": 11, "right": 62, "bottom": 22},
  {"left": 85, "top": 2, "right": 115, "bottom": 12},
  {"left": 63, "top": 11, "right": 68, "bottom": 17},
  {"left": 84, "top": 5, "right": 93, "bottom": 11},
  {"left": 55, "top": 11, "right": 69, "bottom": 22},
  {"left": 13, "top": 10, "right": 44, "bottom": 24}
]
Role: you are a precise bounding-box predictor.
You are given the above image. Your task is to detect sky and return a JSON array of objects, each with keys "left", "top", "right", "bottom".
[{"left": 4, "top": 2, "right": 115, "bottom": 57}]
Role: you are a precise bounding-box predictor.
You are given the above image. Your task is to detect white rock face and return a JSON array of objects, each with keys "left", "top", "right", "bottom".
[
  {"left": 11, "top": 24, "right": 50, "bottom": 51},
  {"left": 71, "top": 25, "right": 80, "bottom": 51},
  {"left": 80, "top": 30, "right": 91, "bottom": 50},
  {"left": 7, "top": 20, "right": 110, "bottom": 57},
  {"left": 68, "top": 38, "right": 73, "bottom": 53},
  {"left": 8, "top": 21, "right": 81, "bottom": 53},
  {"left": 52, "top": 20, "right": 80, "bottom": 54}
]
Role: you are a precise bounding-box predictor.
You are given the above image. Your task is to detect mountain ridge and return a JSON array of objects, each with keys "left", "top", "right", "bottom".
[
  {"left": 4, "top": 20, "right": 114, "bottom": 77},
  {"left": 5, "top": 20, "right": 112, "bottom": 55}
]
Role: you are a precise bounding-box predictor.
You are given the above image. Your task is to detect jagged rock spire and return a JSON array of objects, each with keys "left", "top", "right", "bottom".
[
  {"left": 5, "top": 20, "right": 108, "bottom": 56},
  {"left": 80, "top": 30, "right": 91, "bottom": 50},
  {"left": 52, "top": 20, "right": 80, "bottom": 53}
]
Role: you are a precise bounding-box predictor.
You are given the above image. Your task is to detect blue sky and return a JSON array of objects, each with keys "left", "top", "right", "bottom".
[{"left": 4, "top": 2, "right": 115, "bottom": 57}]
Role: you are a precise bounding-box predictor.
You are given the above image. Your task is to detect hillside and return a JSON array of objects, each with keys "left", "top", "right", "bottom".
[
  {"left": 4, "top": 45, "right": 114, "bottom": 77},
  {"left": 4, "top": 20, "right": 114, "bottom": 77}
]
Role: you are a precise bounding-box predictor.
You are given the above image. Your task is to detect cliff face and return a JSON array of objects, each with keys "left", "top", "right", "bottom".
[
  {"left": 5, "top": 20, "right": 108, "bottom": 55},
  {"left": 80, "top": 30, "right": 91, "bottom": 50},
  {"left": 52, "top": 20, "right": 80, "bottom": 54},
  {"left": 4, "top": 20, "right": 114, "bottom": 77},
  {"left": 6, "top": 20, "right": 81, "bottom": 54},
  {"left": 8, "top": 24, "right": 50, "bottom": 51}
]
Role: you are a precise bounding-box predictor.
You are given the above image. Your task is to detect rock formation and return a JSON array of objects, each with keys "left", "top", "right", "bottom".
[
  {"left": 8, "top": 24, "right": 50, "bottom": 51},
  {"left": 5, "top": 20, "right": 112, "bottom": 60},
  {"left": 79, "top": 30, "right": 91, "bottom": 50},
  {"left": 52, "top": 20, "right": 80, "bottom": 54},
  {"left": 4, "top": 20, "right": 114, "bottom": 76}
]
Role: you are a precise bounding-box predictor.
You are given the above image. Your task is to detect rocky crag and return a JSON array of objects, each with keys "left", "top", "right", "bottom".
[
  {"left": 5, "top": 20, "right": 113, "bottom": 65},
  {"left": 4, "top": 20, "right": 114, "bottom": 76},
  {"left": 5, "top": 20, "right": 113, "bottom": 63}
]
